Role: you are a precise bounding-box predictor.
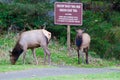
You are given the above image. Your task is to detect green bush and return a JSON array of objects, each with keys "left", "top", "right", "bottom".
[
  {"left": 91, "top": 38, "right": 111, "bottom": 58},
  {"left": 0, "top": 2, "right": 51, "bottom": 30}
]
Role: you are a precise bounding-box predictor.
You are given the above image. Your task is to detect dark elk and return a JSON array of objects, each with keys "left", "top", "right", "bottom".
[
  {"left": 75, "top": 29, "right": 91, "bottom": 64},
  {"left": 9, "top": 29, "right": 51, "bottom": 65}
]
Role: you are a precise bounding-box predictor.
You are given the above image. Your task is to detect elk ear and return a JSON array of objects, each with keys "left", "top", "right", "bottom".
[
  {"left": 82, "top": 30, "right": 85, "bottom": 33},
  {"left": 9, "top": 50, "right": 12, "bottom": 56},
  {"left": 76, "top": 30, "right": 79, "bottom": 32},
  {"left": 9, "top": 50, "right": 12, "bottom": 53},
  {"left": 82, "top": 28, "right": 87, "bottom": 32}
]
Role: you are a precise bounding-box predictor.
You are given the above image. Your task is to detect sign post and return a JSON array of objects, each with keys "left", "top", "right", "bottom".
[
  {"left": 67, "top": 25, "right": 70, "bottom": 56},
  {"left": 54, "top": 2, "right": 83, "bottom": 56}
]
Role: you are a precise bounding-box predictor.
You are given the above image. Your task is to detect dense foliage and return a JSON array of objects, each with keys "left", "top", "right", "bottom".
[{"left": 0, "top": 0, "right": 120, "bottom": 60}]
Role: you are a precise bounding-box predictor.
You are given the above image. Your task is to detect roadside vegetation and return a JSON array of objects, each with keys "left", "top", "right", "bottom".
[{"left": 0, "top": 0, "right": 120, "bottom": 72}]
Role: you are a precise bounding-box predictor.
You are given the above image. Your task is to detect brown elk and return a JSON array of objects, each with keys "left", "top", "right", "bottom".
[
  {"left": 75, "top": 29, "right": 91, "bottom": 64},
  {"left": 9, "top": 29, "right": 51, "bottom": 65}
]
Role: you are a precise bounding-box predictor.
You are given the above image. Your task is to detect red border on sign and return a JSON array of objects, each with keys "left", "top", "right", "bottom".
[{"left": 54, "top": 2, "right": 83, "bottom": 26}]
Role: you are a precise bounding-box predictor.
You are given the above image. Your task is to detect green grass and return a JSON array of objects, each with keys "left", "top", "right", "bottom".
[
  {"left": 0, "top": 33, "right": 120, "bottom": 72},
  {"left": 18, "top": 72, "right": 120, "bottom": 80},
  {"left": 0, "top": 64, "right": 52, "bottom": 72}
]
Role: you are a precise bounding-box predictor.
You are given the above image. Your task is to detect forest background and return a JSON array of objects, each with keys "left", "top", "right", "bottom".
[{"left": 0, "top": 0, "right": 120, "bottom": 64}]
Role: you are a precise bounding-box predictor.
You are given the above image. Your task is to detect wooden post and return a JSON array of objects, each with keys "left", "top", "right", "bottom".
[{"left": 67, "top": 25, "right": 71, "bottom": 56}]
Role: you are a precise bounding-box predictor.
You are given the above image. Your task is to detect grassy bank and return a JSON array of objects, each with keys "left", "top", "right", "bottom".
[
  {"left": 0, "top": 33, "right": 120, "bottom": 72},
  {"left": 0, "top": 64, "right": 52, "bottom": 72}
]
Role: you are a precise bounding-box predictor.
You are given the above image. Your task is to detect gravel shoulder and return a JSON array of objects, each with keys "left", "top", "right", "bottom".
[{"left": 0, "top": 67, "right": 120, "bottom": 80}]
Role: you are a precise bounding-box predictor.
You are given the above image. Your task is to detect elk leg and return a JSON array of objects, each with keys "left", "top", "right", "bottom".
[
  {"left": 43, "top": 50, "right": 47, "bottom": 64},
  {"left": 85, "top": 48, "right": 89, "bottom": 64},
  {"left": 23, "top": 50, "right": 27, "bottom": 64},
  {"left": 22, "top": 45, "right": 27, "bottom": 64},
  {"left": 81, "top": 50, "right": 85, "bottom": 64},
  {"left": 77, "top": 48, "right": 80, "bottom": 64},
  {"left": 31, "top": 49, "right": 38, "bottom": 65},
  {"left": 46, "top": 48, "right": 51, "bottom": 64},
  {"left": 42, "top": 46, "right": 51, "bottom": 64}
]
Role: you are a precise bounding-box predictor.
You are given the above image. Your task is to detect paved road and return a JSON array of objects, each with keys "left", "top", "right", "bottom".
[{"left": 0, "top": 67, "right": 120, "bottom": 80}]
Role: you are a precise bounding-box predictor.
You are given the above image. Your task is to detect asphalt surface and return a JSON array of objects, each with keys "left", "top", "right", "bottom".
[{"left": 0, "top": 67, "right": 120, "bottom": 80}]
